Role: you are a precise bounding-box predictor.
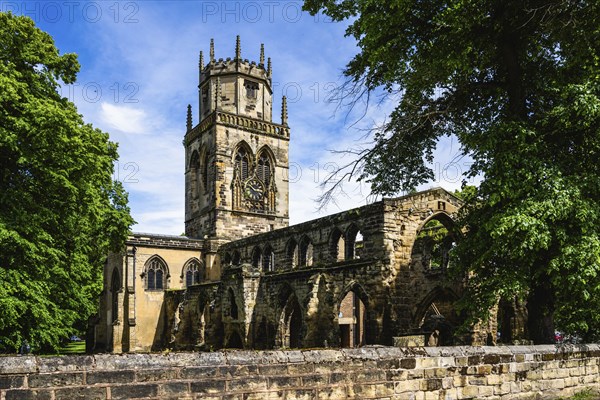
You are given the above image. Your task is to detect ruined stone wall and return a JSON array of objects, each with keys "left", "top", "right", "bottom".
[
  {"left": 1, "top": 345, "right": 599, "bottom": 400},
  {"left": 204, "top": 189, "right": 473, "bottom": 350}
]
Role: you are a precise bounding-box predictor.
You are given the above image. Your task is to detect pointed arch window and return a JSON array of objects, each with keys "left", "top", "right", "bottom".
[
  {"left": 257, "top": 153, "right": 272, "bottom": 187},
  {"left": 145, "top": 257, "right": 168, "bottom": 290},
  {"left": 201, "top": 150, "right": 209, "bottom": 189},
  {"left": 189, "top": 151, "right": 200, "bottom": 200},
  {"left": 184, "top": 259, "right": 204, "bottom": 287},
  {"left": 299, "top": 236, "right": 313, "bottom": 267},
  {"left": 235, "top": 147, "right": 250, "bottom": 181},
  {"left": 263, "top": 245, "right": 275, "bottom": 272},
  {"left": 251, "top": 246, "right": 262, "bottom": 269},
  {"left": 286, "top": 238, "right": 298, "bottom": 269}
]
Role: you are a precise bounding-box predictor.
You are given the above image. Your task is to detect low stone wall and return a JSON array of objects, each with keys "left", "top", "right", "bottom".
[{"left": 1, "top": 345, "right": 599, "bottom": 400}]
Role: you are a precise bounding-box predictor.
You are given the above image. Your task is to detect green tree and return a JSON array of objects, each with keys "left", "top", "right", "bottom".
[
  {"left": 304, "top": 1, "right": 600, "bottom": 343},
  {"left": 0, "top": 12, "right": 134, "bottom": 352}
]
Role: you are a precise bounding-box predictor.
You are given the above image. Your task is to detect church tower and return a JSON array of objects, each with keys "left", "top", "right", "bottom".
[{"left": 184, "top": 37, "right": 290, "bottom": 241}]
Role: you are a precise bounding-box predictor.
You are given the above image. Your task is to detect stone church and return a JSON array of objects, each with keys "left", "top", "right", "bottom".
[{"left": 92, "top": 38, "right": 526, "bottom": 353}]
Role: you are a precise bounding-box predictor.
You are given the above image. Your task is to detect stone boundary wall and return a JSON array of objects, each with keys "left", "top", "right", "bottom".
[{"left": 1, "top": 345, "right": 599, "bottom": 400}]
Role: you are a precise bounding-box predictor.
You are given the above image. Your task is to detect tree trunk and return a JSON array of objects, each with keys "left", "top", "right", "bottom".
[{"left": 526, "top": 274, "right": 555, "bottom": 344}]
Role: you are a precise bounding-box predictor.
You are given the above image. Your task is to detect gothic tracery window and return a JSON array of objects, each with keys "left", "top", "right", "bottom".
[
  {"left": 184, "top": 259, "right": 204, "bottom": 287},
  {"left": 257, "top": 153, "right": 271, "bottom": 187},
  {"left": 235, "top": 147, "right": 250, "bottom": 182},
  {"left": 145, "top": 257, "right": 168, "bottom": 290}
]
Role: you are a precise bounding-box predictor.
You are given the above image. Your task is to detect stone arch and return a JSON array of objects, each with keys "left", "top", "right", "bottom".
[
  {"left": 413, "top": 286, "right": 459, "bottom": 346},
  {"left": 299, "top": 235, "right": 313, "bottom": 267},
  {"left": 227, "top": 287, "right": 241, "bottom": 321},
  {"left": 142, "top": 255, "right": 169, "bottom": 290},
  {"left": 232, "top": 250, "right": 241, "bottom": 265},
  {"left": 251, "top": 246, "right": 262, "bottom": 269},
  {"left": 345, "top": 223, "right": 363, "bottom": 260},
  {"left": 329, "top": 227, "right": 345, "bottom": 262},
  {"left": 411, "top": 212, "right": 458, "bottom": 272},
  {"left": 336, "top": 282, "right": 369, "bottom": 347},
  {"left": 276, "top": 285, "right": 304, "bottom": 349},
  {"left": 286, "top": 238, "right": 298, "bottom": 269},
  {"left": 262, "top": 244, "right": 274, "bottom": 272}
]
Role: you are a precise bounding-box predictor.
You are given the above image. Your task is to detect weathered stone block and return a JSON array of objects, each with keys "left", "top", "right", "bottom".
[
  {"left": 189, "top": 379, "right": 226, "bottom": 394},
  {"left": 5, "top": 389, "right": 53, "bottom": 400},
  {"left": 0, "top": 375, "right": 26, "bottom": 389},
  {"left": 28, "top": 372, "right": 84, "bottom": 388},
  {"left": 54, "top": 386, "right": 107, "bottom": 400},
  {"left": 86, "top": 370, "right": 135, "bottom": 384},
  {"left": 111, "top": 383, "right": 159, "bottom": 399}
]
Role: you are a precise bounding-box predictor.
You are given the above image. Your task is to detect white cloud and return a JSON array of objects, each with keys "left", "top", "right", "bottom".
[{"left": 100, "top": 103, "right": 148, "bottom": 134}]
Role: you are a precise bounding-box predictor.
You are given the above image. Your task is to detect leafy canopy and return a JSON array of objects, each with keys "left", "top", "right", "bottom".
[
  {"left": 304, "top": 0, "right": 600, "bottom": 342},
  {"left": 0, "top": 12, "right": 134, "bottom": 352}
]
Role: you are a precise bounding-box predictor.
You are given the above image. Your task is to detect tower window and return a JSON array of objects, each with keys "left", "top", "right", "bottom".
[
  {"left": 244, "top": 80, "right": 259, "bottom": 99},
  {"left": 257, "top": 153, "right": 271, "bottom": 187},
  {"left": 235, "top": 148, "right": 250, "bottom": 181}
]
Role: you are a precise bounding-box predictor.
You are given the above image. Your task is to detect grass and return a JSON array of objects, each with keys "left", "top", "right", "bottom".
[
  {"left": 57, "top": 341, "right": 85, "bottom": 355},
  {"left": 561, "top": 389, "right": 600, "bottom": 400}
]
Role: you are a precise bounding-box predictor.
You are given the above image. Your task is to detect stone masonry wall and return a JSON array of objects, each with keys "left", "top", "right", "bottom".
[{"left": 1, "top": 345, "right": 599, "bottom": 400}]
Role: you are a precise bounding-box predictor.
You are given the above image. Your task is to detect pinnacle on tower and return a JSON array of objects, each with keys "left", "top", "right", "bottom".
[
  {"left": 199, "top": 50, "right": 204, "bottom": 71},
  {"left": 267, "top": 57, "right": 272, "bottom": 78},
  {"left": 209, "top": 38, "right": 215, "bottom": 62},
  {"left": 260, "top": 44, "right": 265, "bottom": 65},
  {"left": 281, "top": 96, "right": 288, "bottom": 126},
  {"left": 235, "top": 35, "right": 241, "bottom": 60},
  {"left": 186, "top": 104, "right": 192, "bottom": 131},
  {"left": 215, "top": 77, "right": 221, "bottom": 109}
]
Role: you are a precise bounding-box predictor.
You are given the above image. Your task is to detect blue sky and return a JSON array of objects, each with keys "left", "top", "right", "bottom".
[{"left": 5, "top": 1, "right": 472, "bottom": 234}]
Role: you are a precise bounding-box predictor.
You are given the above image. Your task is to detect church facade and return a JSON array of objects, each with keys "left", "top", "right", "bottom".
[{"left": 92, "top": 38, "right": 526, "bottom": 353}]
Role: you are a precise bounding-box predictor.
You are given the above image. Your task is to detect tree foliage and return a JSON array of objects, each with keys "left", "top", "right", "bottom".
[
  {"left": 304, "top": 0, "right": 600, "bottom": 342},
  {"left": 0, "top": 12, "right": 134, "bottom": 352}
]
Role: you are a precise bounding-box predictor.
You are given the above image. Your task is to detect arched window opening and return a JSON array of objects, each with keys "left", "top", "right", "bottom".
[
  {"left": 263, "top": 245, "right": 275, "bottom": 272},
  {"left": 330, "top": 228, "right": 345, "bottom": 262},
  {"left": 286, "top": 239, "right": 298, "bottom": 269},
  {"left": 184, "top": 259, "right": 203, "bottom": 287},
  {"left": 229, "top": 289, "right": 239, "bottom": 320},
  {"left": 145, "top": 257, "right": 168, "bottom": 290},
  {"left": 235, "top": 147, "right": 250, "bottom": 182},
  {"left": 226, "top": 331, "right": 244, "bottom": 349},
  {"left": 223, "top": 252, "right": 232, "bottom": 266},
  {"left": 414, "top": 219, "right": 454, "bottom": 271},
  {"left": 299, "top": 236, "right": 313, "bottom": 267},
  {"left": 257, "top": 152, "right": 272, "bottom": 187},
  {"left": 278, "top": 295, "right": 303, "bottom": 349},
  {"left": 251, "top": 247, "right": 262, "bottom": 269},
  {"left": 110, "top": 268, "right": 121, "bottom": 323},
  {"left": 201, "top": 151, "right": 209, "bottom": 189},
  {"left": 345, "top": 226, "right": 364, "bottom": 260},
  {"left": 189, "top": 151, "right": 200, "bottom": 200},
  {"left": 232, "top": 251, "right": 241, "bottom": 265},
  {"left": 416, "top": 288, "right": 459, "bottom": 347},
  {"left": 338, "top": 291, "right": 366, "bottom": 348}
]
